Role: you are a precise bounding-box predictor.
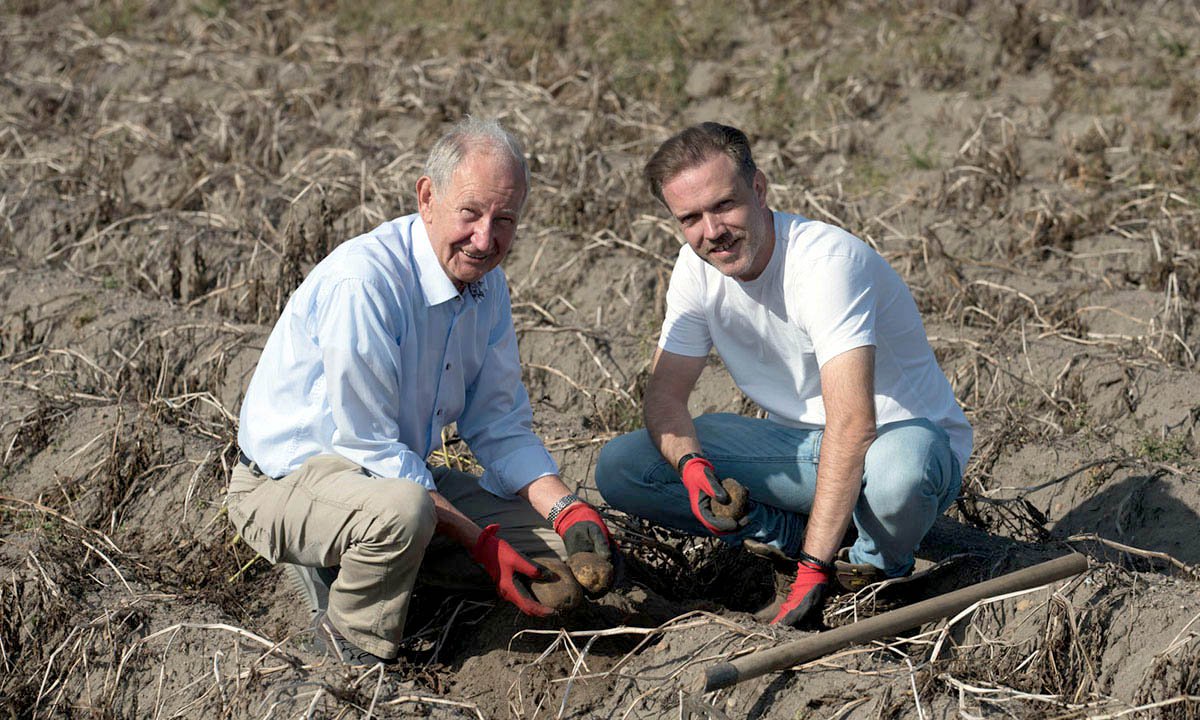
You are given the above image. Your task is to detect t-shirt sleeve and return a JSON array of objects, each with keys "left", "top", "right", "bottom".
[
  {"left": 658, "top": 250, "right": 712, "bottom": 358},
  {"left": 796, "top": 252, "right": 877, "bottom": 367}
]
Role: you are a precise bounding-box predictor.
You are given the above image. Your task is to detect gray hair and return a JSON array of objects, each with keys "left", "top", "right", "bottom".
[{"left": 423, "top": 117, "right": 530, "bottom": 207}]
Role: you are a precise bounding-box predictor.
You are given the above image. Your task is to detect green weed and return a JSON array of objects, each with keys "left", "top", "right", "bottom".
[
  {"left": 844, "top": 158, "right": 892, "bottom": 195},
  {"left": 1157, "top": 33, "right": 1190, "bottom": 59},
  {"left": 191, "top": 0, "right": 231, "bottom": 18},
  {"left": 905, "top": 135, "right": 937, "bottom": 170},
  {"left": 1135, "top": 433, "right": 1191, "bottom": 464},
  {"left": 87, "top": 0, "right": 143, "bottom": 36}
]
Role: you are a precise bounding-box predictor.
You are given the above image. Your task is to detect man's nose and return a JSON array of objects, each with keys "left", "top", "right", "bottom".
[
  {"left": 702, "top": 213, "right": 722, "bottom": 240},
  {"left": 471, "top": 219, "right": 495, "bottom": 249}
]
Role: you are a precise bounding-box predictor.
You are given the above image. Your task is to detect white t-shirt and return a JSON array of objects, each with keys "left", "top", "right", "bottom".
[{"left": 660, "top": 212, "right": 973, "bottom": 469}]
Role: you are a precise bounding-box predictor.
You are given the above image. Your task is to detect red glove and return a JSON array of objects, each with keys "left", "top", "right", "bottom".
[
  {"left": 470, "top": 524, "right": 554, "bottom": 617},
  {"left": 770, "top": 556, "right": 832, "bottom": 626},
  {"left": 552, "top": 502, "right": 614, "bottom": 562},
  {"left": 680, "top": 456, "right": 738, "bottom": 535}
]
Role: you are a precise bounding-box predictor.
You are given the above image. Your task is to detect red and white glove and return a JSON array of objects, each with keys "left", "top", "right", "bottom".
[
  {"left": 679, "top": 455, "right": 738, "bottom": 535},
  {"left": 552, "top": 502, "right": 614, "bottom": 562},
  {"left": 471, "top": 524, "right": 554, "bottom": 617},
  {"left": 770, "top": 554, "right": 832, "bottom": 627}
]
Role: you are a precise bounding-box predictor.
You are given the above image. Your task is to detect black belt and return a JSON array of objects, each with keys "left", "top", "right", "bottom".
[
  {"left": 238, "top": 451, "right": 373, "bottom": 480},
  {"left": 238, "top": 450, "right": 271, "bottom": 478}
]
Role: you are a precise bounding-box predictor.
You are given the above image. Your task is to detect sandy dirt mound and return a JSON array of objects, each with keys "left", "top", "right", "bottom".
[{"left": 2, "top": 1, "right": 1198, "bottom": 717}]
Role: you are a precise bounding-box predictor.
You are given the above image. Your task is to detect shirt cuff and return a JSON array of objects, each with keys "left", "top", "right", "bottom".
[{"left": 477, "top": 444, "right": 559, "bottom": 498}]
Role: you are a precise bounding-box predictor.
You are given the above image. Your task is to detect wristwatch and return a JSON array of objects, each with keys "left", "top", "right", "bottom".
[{"left": 547, "top": 493, "right": 581, "bottom": 524}]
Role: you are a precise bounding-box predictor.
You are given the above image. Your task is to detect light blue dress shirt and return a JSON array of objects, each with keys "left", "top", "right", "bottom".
[{"left": 237, "top": 213, "right": 558, "bottom": 498}]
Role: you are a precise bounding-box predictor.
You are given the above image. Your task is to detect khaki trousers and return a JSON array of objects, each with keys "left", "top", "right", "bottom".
[{"left": 226, "top": 453, "right": 567, "bottom": 658}]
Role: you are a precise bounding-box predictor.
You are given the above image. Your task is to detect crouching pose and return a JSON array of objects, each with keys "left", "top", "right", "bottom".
[
  {"left": 229, "top": 118, "right": 615, "bottom": 665},
  {"left": 596, "top": 123, "right": 971, "bottom": 626}
]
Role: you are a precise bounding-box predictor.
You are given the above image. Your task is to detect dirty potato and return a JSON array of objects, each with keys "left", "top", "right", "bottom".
[
  {"left": 711, "top": 478, "right": 748, "bottom": 520},
  {"left": 530, "top": 558, "right": 584, "bottom": 611},
  {"left": 567, "top": 551, "right": 614, "bottom": 594}
]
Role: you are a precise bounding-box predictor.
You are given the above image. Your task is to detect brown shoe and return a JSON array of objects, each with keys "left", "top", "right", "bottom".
[
  {"left": 742, "top": 539, "right": 799, "bottom": 572},
  {"left": 833, "top": 548, "right": 911, "bottom": 593},
  {"left": 834, "top": 561, "right": 886, "bottom": 592},
  {"left": 745, "top": 541, "right": 890, "bottom": 591},
  {"left": 744, "top": 541, "right": 817, "bottom": 624}
]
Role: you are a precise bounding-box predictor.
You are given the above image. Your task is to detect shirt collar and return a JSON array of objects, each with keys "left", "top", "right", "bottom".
[{"left": 412, "top": 217, "right": 463, "bottom": 307}]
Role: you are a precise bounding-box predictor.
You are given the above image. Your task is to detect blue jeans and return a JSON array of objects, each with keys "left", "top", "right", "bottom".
[{"left": 595, "top": 414, "right": 961, "bottom": 577}]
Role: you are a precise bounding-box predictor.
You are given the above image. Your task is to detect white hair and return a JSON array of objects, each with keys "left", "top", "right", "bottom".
[{"left": 423, "top": 117, "right": 530, "bottom": 207}]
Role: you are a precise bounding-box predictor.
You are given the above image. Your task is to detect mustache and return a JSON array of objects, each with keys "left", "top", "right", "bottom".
[{"left": 704, "top": 231, "right": 737, "bottom": 251}]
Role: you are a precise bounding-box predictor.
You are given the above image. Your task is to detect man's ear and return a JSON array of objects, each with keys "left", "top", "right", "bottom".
[
  {"left": 416, "top": 176, "right": 434, "bottom": 222},
  {"left": 753, "top": 169, "right": 768, "bottom": 208}
]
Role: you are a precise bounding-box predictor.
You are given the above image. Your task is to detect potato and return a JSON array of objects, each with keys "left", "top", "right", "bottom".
[
  {"left": 711, "top": 478, "right": 748, "bottom": 520},
  {"left": 705, "top": 477, "right": 744, "bottom": 518},
  {"left": 529, "top": 558, "right": 583, "bottom": 612},
  {"left": 567, "top": 551, "right": 614, "bottom": 594}
]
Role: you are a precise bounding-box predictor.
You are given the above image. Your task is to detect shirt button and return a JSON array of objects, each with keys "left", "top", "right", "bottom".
[
  {"left": 436, "top": 409, "right": 442, "bottom": 416},
  {"left": 445, "top": 363, "right": 451, "bottom": 370}
]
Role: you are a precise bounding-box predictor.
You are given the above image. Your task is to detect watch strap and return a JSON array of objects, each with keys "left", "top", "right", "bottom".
[
  {"left": 797, "top": 550, "right": 834, "bottom": 572},
  {"left": 676, "top": 452, "right": 706, "bottom": 473},
  {"left": 547, "top": 493, "right": 582, "bottom": 524}
]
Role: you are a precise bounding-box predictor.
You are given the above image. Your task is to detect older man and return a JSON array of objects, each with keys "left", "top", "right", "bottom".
[
  {"left": 229, "top": 118, "right": 614, "bottom": 665},
  {"left": 596, "top": 122, "right": 971, "bottom": 627}
]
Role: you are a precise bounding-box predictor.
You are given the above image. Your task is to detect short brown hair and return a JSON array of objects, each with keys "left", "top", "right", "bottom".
[{"left": 643, "top": 122, "right": 757, "bottom": 205}]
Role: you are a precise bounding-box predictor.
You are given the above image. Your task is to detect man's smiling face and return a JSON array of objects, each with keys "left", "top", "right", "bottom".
[
  {"left": 660, "top": 152, "right": 773, "bottom": 281},
  {"left": 417, "top": 148, "right": 526, "bottom": 290}
]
